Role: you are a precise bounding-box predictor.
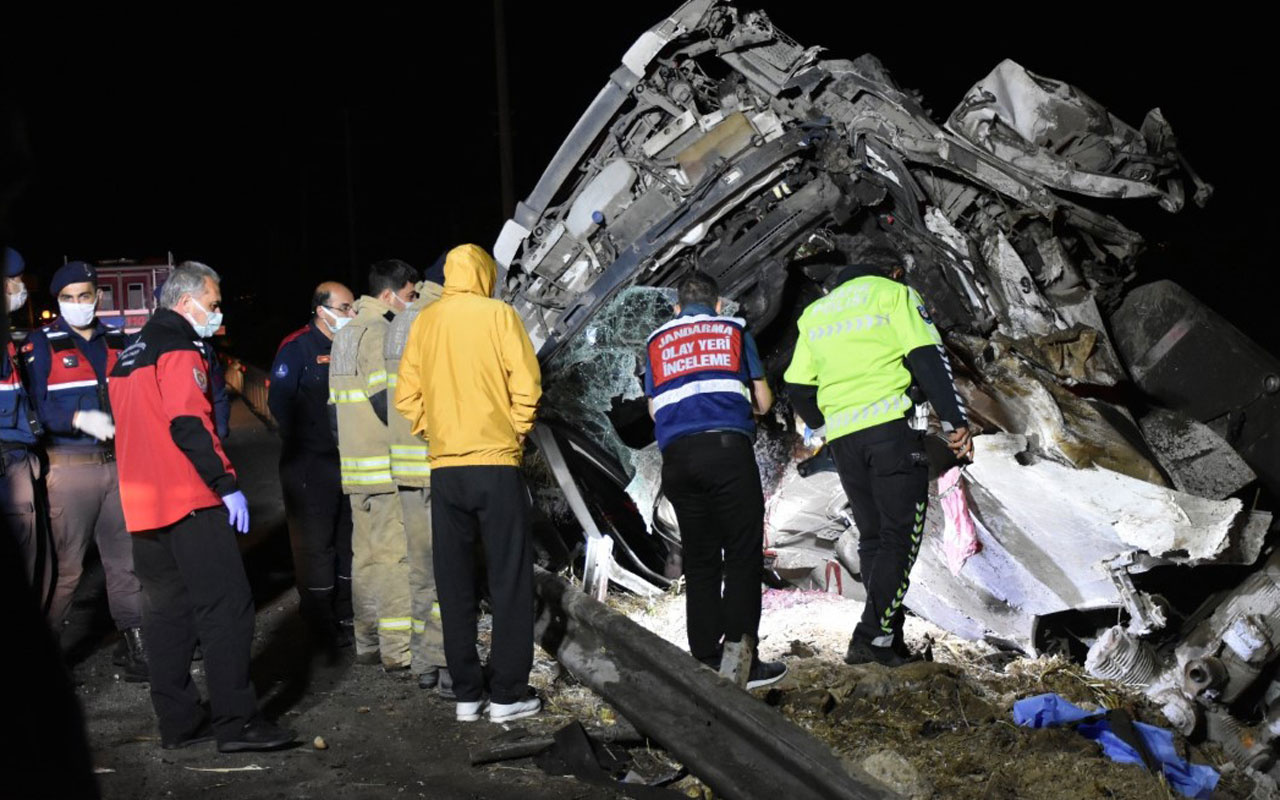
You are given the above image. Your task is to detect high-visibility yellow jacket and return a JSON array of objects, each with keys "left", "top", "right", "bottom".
[
  {"left": 394, "top": 244, "right": 541, "bottom": 468},
  {"left": 784, "top": 274, "right": 947, "bottom": 441},
  {"left": 330, "top": 294, "right": 397, "bottom": 493},
  {"left": 384, "top": 280, "right": 443, "bottom": 487}
]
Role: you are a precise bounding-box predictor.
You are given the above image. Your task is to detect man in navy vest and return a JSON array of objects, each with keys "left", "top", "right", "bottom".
[
  {"left": 269, "top": 281, "right": 357, "bottom": 652},
  {"left": 2, "top": 247, "right": 46, "bottom": 598},
  {"left": 644, "top": 271, "right": 785, "bottom": 690},
  {"left": 26, "top": 260, "right": 146, "bottom": 681}
]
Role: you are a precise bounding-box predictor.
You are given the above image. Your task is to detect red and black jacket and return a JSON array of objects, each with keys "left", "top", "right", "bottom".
[{"left": 108, "top": 309, "right": 238, "bottom": 532}]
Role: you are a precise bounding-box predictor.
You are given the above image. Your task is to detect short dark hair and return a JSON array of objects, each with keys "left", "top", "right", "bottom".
[
  {"left": 311, "top": 289, "right": 330, "bottom": 314},
  {"left": 677, "top": 271, "right": 718, "bottom": 309},
  {"left": 368, "top": 259, "right": 419, "bottom": 297}
]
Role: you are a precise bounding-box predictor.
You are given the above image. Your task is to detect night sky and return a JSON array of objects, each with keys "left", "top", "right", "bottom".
[{"left": 2, "top": 5, "right": 1273, "bottom": 366}]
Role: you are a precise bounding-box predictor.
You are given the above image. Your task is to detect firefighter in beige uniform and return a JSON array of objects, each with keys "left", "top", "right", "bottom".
[
  {"left": 384, "top": 274, "right": 448, "bottom": 690},
  {"left": 329, "top": 259, "right": 419, "bottom": 669}
]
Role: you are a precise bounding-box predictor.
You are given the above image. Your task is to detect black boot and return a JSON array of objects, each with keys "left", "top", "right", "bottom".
[{"left": 121, "top": 627, "right": 149, "bottom": 683}]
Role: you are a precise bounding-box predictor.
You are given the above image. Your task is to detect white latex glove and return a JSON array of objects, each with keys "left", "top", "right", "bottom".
[{"left": 73, "top": 409, "right": 116, "bottom": 441}]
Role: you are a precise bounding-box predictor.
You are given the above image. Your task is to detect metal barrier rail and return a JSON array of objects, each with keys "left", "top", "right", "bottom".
[
  {"left": 534, "top": 567, "right": 889, "bottom": 800},
  {"left": 223, "top": 356, "right": 275, "bottom": 425}
]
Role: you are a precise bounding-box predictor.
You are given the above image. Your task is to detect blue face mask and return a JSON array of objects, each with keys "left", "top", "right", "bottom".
[{"left": 184, "top": 296, "right": 223, "bottom": 338}]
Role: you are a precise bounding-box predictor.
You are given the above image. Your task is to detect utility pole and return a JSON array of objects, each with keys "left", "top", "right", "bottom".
[
  {"left": 343, "top": 108, "right": 359, "bottom": 290},
  {"left": 493, "top": 0, "right": 515, "bottom": 220}
]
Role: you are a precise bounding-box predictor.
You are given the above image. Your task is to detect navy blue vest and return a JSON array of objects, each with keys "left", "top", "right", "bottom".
[{"left": 647, "top": 313, "right": 754, "bottom": 450}]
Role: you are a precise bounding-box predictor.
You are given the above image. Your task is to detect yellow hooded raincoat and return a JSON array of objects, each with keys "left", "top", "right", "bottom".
[{"left": 394, "top": 244, "right": 541, "bottom": 468}]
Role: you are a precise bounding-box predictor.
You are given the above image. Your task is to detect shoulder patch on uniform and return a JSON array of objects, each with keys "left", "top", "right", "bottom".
[
  {"left": 274, "top": 362, "right": 289, "bottom": 378},
  {"left": 194, "top": 367, "right": 208, "bottom": 392},
  {"left": 917, "top": 305, "right": 933, "bottom": 325}
]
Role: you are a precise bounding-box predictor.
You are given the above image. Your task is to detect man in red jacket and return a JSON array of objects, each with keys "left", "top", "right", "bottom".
[{"left": 109, "top": 262, "right": 294, "bottom": 753}]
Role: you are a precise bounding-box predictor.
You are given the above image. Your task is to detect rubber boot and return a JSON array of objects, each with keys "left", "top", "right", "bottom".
[{"left": 121, "top": 627, "right": 149, "bottom": 683}]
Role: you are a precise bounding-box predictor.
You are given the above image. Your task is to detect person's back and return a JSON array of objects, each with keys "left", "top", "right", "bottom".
[
  {"left": 403, "top": 244, "right": 539, "bottom": 468},
  {"left": 790, "top": 272, "right": 932, "bottom": 441}
]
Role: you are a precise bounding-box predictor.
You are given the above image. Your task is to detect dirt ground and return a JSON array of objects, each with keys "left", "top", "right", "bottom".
[
  {"left": 65, "top": 402, "right": 1270, "bottom": 799},
  {"left": 604, "top": 589, "right": 1267, "bottom": 800},
  {"left": 69, "top": 403, "right": 639, "bottom": 800}
]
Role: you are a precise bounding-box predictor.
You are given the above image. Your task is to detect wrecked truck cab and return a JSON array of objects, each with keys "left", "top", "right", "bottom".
[{"left": 500, "top": 0, "right": 1279, "bottom": 780}]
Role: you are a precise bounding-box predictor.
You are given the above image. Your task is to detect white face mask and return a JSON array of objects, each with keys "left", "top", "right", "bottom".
[
  {"left": 7, "top": 287, "right": 27, "bottom": 314},
  {"left": 184, "top": 296, "right": 223, "bottom": 338},
  {"left": 59, "top": 299, "right": 98, "bottom": 328},
  {"left": 319, "top": 305, "right": 351, "bottom": 334}
]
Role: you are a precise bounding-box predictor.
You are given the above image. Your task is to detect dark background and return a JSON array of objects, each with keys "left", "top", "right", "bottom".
[{"left": 2, "top": 4, "right": 1273, "bottom": 366}]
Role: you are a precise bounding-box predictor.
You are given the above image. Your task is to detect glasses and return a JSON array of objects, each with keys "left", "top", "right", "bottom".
[{"left": 323, "top": 303, "right": 354, "bottom": 314}]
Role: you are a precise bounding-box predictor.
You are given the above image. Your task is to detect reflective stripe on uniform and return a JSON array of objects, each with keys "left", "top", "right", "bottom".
[
  {"left": 343, "top": 471, "right": 394, "bottom": 485},
  {"left": 378, "top": 617, "right": 412, "bottom": 631},
  {"left": 329, "top": 388, "right": 368, "bottom": 404},
  {"left": 825, "top": 393, "right": 909, "bottom": 439},
  {"left": 806, "top": 314, "right": 891, "bottom": 341},
  {"left": 0, "top": 383, "right": 20, "bottom": 392},
  {"left": 387, "top": 373, "right": 398, "bottom": 388},
  {"left": 390, "top": 444, "right": 429, "bottom": 457},
  {"left": 48, "top": 379, "right": 101, "bottom": 391},
  {"left": 341, "top": 455, "right": 391, "bottom": 469},
  {"left": 366, "top": 370, "right": 387, "bottom": 391},
  {"left": 341, "top": 455, "right": 394, "bottom": 485},
  {"left": 650, "top": 378, "right": 750, "bottom": 413},
  {"left": 391, "top": 462, "right": 431, "bottom": 474}
]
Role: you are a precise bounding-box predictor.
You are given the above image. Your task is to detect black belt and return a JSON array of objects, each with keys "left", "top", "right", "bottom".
[
  {"left": 47, "top": 448, "right": 114, "bottom": 466},
  {"left": 669, "top": 430, "right": 753, "bottom": 450}
]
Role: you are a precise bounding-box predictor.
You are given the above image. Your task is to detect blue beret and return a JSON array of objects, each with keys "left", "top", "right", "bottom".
[
  {"left": 2, "top": 246, "right": 23, "bottom": 278},
  {"left": 51, "top": 261, "right": 98, "bottom": 297}
]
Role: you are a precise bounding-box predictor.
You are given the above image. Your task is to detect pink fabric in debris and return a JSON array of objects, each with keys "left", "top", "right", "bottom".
[{"left": 939, "top": 466, "right": 981, "bottom": 576}]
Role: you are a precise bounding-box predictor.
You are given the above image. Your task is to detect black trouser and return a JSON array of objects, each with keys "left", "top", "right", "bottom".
[
  {"left": 661, "top": 431, "right": 765, "bottom": 663},
  {"left": 280, "top": 450, "right": 353, "bottom": 635},
  {"left": 131, "top": 507, "right": 259, "bottom": 744},
  {"left": 828, "top": 418, "right": 929, "bottom": 646},
  {"left": 431, "top": 465, "right": 533, "bottom": 705}
]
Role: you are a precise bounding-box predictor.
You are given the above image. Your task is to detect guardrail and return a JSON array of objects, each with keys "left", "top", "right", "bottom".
[
  {"left": 223, "top": 355, "right": 274, "bottom": 425},
  {"left": 534, "top": 567, "right": 889, "bottom": 800}
]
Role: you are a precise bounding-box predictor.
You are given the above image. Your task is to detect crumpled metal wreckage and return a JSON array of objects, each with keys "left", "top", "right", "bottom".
[{"left": 495, "top": 0, "right": 1280, "bottom": 778}]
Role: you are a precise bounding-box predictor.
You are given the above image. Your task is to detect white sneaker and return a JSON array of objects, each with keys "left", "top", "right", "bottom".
[
  {"left": 488, "top": 696, "right": 541, "bottom": 723},
  {"left": 456, "top": 698, "right": 489, "bottom": 722}
]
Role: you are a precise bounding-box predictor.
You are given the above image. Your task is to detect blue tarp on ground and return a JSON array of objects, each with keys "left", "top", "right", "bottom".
[{"left": 1012, "top": 693, "right": 1219, "bottom": 799}]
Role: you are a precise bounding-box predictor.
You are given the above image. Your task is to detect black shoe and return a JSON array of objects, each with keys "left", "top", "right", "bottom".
[
  {"left": 746, "top": 659, "right": 788, "bottom": 690},
  {"left": 192, "top": 642, "right": 203, "bottom": 662},
  {"left": 436, "top": 668, "right": 456, "bottom": 701},
  {"left": 120, "top": 627, "right": 149, "bottom": 683},
  {"left": 161, "top": 719, "right": 215, "bottom": 750},
  {"left": 333, "top": 621, "right": 354, "bottom": 649},
  {"left": 845, "top": 637, "right": 913, "bottom": 667},
  {"left": 111, "top": 637, "right": 129, "bottom": 667},
  {"left": 217, "top": 719, "right": 297, "bottom": 753},
  {"left": 417, "top": 666, "right": 440, "bottom": 690}
]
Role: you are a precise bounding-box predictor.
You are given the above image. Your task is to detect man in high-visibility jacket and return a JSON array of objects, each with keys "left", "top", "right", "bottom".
[
  {"left": 383, "top": 269, "right": 447, "bottom": 692},
  {"left": 784, "top": 254, "right": 972, "bottom": 667},
  {"left": 329, "top": 259, "right": 419, "bottom": 670}
]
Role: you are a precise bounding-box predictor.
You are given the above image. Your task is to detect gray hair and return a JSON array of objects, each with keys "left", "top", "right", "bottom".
[{"left": 161, "top": 261, "right": 221, "bottom": 309}]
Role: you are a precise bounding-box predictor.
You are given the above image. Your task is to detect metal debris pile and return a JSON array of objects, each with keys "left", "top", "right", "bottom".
[{"left": 497, "top": 0, "right": 1280, "bottom": 782}]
